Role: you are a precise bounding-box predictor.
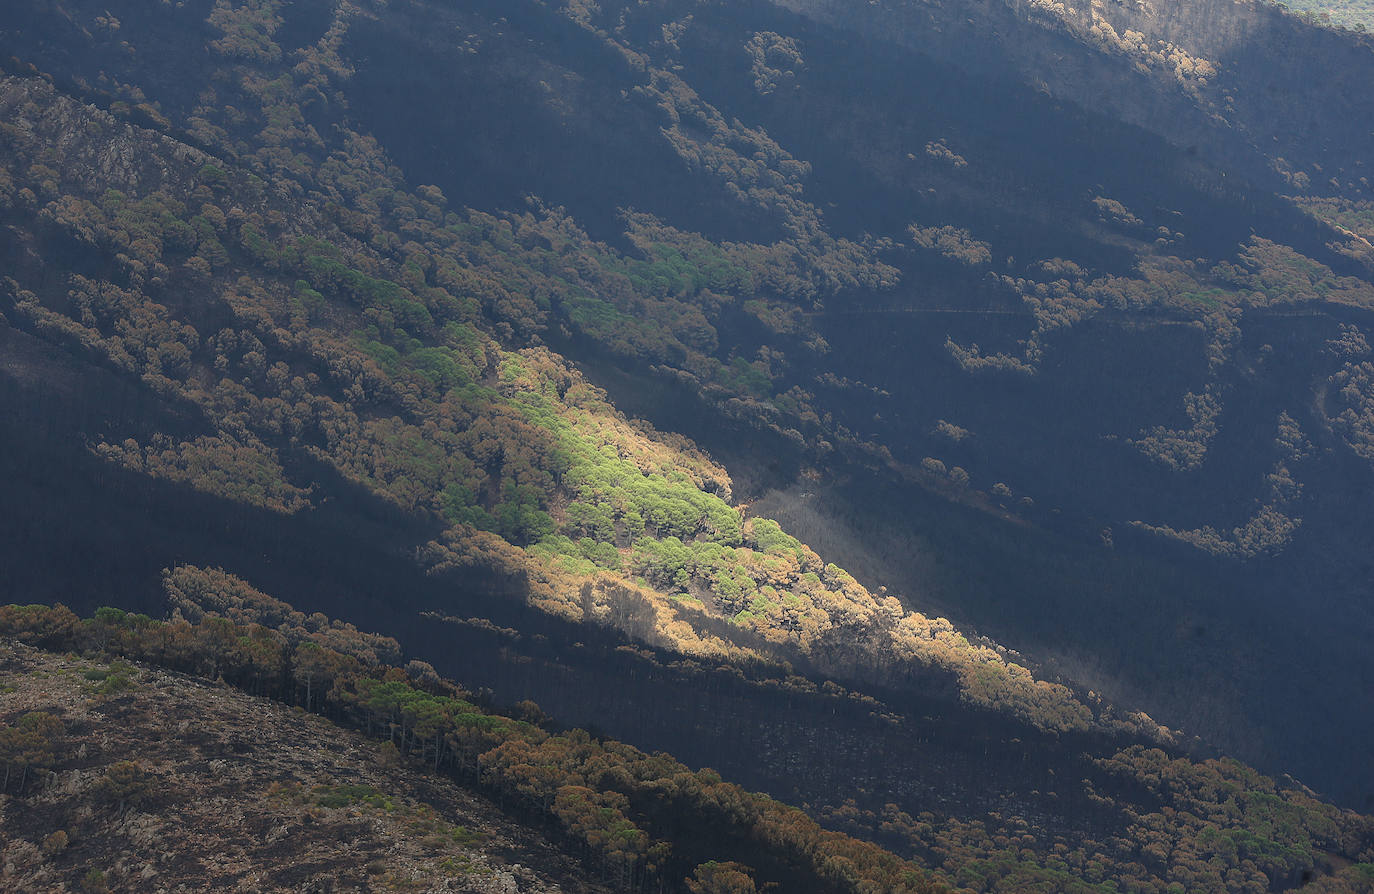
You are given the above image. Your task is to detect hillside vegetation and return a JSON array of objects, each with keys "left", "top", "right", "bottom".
[
  {"left": 4, "top": 579, "right": 1373, "bottom": 892},
  {"left": 0, "top": 639, "right": 602, "bottom": 893},
  {"left": 1, "top": 0, "right": 1374, "bottom": 884},
  {"left": 0, "top": 46, "right": 1134, "bottom": 739},
  {"left": 1277, "top": 0, "right": 1374, "bottom": 31}
]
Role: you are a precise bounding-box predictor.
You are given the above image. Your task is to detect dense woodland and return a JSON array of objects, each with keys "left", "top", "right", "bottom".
[{"left": 2, "top": 0, "right": 1374, "bottom": 890}]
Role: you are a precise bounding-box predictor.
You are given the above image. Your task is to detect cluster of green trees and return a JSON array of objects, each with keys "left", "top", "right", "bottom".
[
  {"left": 34, "top": 0, "right": 1364, "bottom": 568},
  {"left": 909, "top": 224, "right": 993, "bottom": 267},
  {"left": 3, "top": 66, "right": 1135, "bottom": 742},
  {"left": 6, "top": 0, "right": 1372, "bottom": 527},
  {"left": 5, "top": 4, "right": 1374, "bottom": 876},
  {"left": 928, "top": 229, "right": 1374, "bottom": 556},
  {"left": 6, "top": 585, "right": 1373, "bottom": 892},
  {"left": 1329, "top": 358, "right": 1374, "bottom": 460},
  {"left": 0, "top": 597, "right": 946, "bottom": 894},
  {"left": 0, "top": 710, "right": 63, "bottom": 793},
  {"left": 825, "top": 757, "right": 1374, "bottom": 893},
  {"left": 1277, "top": 0, "right": 1374, "bottom": 32}
]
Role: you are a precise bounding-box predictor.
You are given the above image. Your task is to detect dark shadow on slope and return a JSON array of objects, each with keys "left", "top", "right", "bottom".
[
  {"left": 0, "top": 315, "right": 1177, "bottom": 846},
  {"left": 343, "top": 0, "right": 785, "bottom": 249}
]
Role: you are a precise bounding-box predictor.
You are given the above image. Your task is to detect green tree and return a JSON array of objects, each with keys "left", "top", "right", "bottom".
[
  {"left": 96, "top": 760, "right": 150, "bottom": 817},
  {"left": 686, "top": 861, "right": 758, "bottom": 894},
  {"left": 0, "top": 710, "right": 63, "bottom": 792}
]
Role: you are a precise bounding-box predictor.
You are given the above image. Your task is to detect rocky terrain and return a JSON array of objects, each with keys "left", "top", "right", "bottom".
[{"left": 0, "top": 640, "right": 603, "bottom": 893}]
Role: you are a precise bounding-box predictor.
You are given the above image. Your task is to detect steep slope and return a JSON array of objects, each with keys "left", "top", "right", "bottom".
[
  {"left": 0, "top": 67, "right": 1176, "bottom": 888},
  {"left": 770, "top": 0, "right": 1374, "bottom": 188},
  {"left": 1283, "top": 0, "right": 1374, "bottom": 29},
  {"left": 0, "top": 640, "right": 602, "bottom": 893},
  {"left": 1, "top": 597, "right": 955, "bottom": 894},
  {"left": 1, "top": 0, "right": 1373, "bottom": 831},
  {"left": 0, "top": 65, "right": 1120, "bottom": 734},
  {"left": 6, "top": 587, "right": 1374, "bottom": 892}
]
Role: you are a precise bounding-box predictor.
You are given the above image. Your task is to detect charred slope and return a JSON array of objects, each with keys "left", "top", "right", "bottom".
[
  {"left": 0, "top": 640, "right": 604, "bottom": 894},
  {"left": 1, "top": 0, "right": 1374, "bottom": 835},
  {"left": 6, "top": 594, "right": 1374, "bottom": 892},
  {"left": 0, "top": 309, "right": 1160, "bottom": 885},
  {"left": 769, "top": 0, "right": 1374, "bottom": 191}
]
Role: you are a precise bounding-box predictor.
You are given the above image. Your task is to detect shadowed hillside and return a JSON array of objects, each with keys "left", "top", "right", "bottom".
[{"left": 2, "top": 1, "right": 1374, "bottom": 888}]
